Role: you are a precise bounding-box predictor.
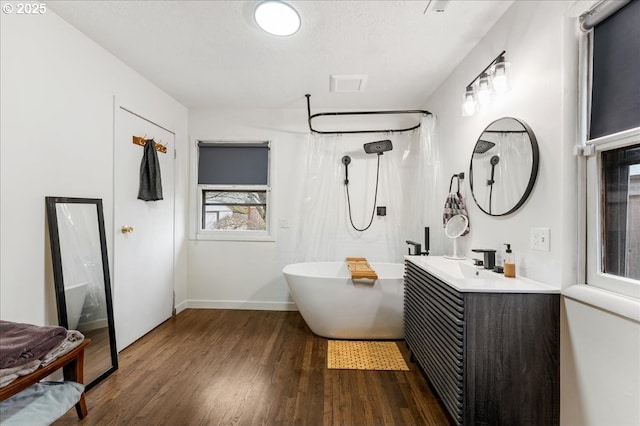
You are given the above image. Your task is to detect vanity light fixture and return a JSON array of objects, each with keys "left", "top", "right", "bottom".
[
  {"left": 461, "top": 51, "right": 511, "bottom": 117},
  {"left": 254, "top": 0, "right": 301, "bottom": 36}
]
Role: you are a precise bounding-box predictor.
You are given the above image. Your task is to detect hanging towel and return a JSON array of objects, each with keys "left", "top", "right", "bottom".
[
  {"left": 138, "top": 139, "right": 163, "bottom": 201},
  {"left": 442, "top": 192, "right": 470, "bottom": 236}
]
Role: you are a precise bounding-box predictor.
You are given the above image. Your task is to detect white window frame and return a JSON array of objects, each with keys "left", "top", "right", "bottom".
[
  {"left": 585, "top": 129, "right": 640, "bottom": 299},
  {"left": 580, "top": 25, "right": 640, "bottom": 300},
  {"left": 189, "top": 139, "right": 275, "bottom": 242}
]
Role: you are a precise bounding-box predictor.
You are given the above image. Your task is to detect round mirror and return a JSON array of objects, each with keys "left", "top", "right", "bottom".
[
  {"left": 444, "top": 214, "right": 468, "bottom": 260},
  {"left": 469, "top": 117, "right": 539, "bottom": 216}
]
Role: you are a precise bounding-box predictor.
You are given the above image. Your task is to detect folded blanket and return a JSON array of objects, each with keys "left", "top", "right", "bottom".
[
  {"left": 0, "top": 321, "right": 67, "bottom": 369},
  {"left": 0, "top": 381, "right": 84, "bottom": 426},
  {"left": 0, "top": 360, "right": 41, "bottom": 388},
  {"left": 40, "top": 330, "right": 84, "bottom": 366}
]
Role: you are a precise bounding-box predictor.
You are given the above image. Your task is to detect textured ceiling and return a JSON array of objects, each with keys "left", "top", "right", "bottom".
[{"left": 48, "top": 1, "right": 514, "bottom": 110}]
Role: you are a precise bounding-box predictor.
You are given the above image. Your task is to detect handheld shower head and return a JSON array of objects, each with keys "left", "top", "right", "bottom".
[
  {"left": 341, "top": 155, "right": 351, "bottom": 185},
  {"left": 490, "top": 155, "right": 500, "bottom": 166},
  {"left": 363, "top": 140, "right": 393, "bottom": 155}
]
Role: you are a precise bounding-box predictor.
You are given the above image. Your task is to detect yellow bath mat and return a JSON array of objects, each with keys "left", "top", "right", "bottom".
[{"left": 327, "top": 340, "right": 409, "bottom": 371}]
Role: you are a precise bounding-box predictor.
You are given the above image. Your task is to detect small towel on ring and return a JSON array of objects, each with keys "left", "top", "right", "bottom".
[
  {"left": 138, "top": 139, "right": 163, "bottom": 201},
  {"left": 443, "top": 192, "right": 470, "bottom": 236}
]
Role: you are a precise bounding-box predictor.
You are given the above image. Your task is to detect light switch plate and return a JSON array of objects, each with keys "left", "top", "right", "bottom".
[{"left": 531, "top": 227, "right": 550, "bottom": 251}]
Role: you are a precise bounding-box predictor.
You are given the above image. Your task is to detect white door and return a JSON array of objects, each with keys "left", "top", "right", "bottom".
[{"left": 114, "top": 106, "right": 175, "bottom": 351}]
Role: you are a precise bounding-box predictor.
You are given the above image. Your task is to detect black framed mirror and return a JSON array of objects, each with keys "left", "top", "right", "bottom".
[
  {"left": 46, "top": 197, "right": 118, "bottom": 390},
  {"left": 469, "top": 117, "right": 539, "bottom": 216}
]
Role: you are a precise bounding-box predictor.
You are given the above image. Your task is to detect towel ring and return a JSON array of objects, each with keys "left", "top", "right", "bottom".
[{"left": 449, "top": 172, "right": 465, "bottom": 193}]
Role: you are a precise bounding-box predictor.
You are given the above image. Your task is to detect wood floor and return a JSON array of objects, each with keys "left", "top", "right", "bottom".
[{"left": 55, "top": 309, "right": 450, "bottom": 425}]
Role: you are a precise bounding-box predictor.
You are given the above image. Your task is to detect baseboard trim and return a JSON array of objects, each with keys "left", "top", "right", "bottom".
[
  {"left": 174, "top": 300, "right": 189, "bottom": 315},
  {"left": 184, "top": 299, "right": 298, "bottom": 311}
]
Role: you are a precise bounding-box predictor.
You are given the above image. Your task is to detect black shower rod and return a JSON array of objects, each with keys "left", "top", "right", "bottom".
[{"left": 305, "top": 94, "right": 432, "bottom": 135}]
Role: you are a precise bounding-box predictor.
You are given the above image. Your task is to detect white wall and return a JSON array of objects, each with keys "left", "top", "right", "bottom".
[
  {"left": 186, "top": 108, "right": 308, "bottom": 310},
  {"left": 425, "top": 1, "right": 640, "bottom": 424},
  {"left": 0, "top": 10, "right": 189, "bottom": 325},
  {"left": 427, "top": 2, "right": 574, "bottom": 284}
]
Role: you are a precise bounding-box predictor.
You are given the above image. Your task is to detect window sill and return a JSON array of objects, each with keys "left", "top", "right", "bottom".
[
  {"left": 192, "top": 232, "right": 275, "bottom": 242},
  {"left": 563, "top": 284, "right": 640, "bottom": 323}
]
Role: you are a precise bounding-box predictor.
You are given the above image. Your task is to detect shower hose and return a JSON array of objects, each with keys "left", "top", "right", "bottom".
[{"left": 345, "top": 154, "right": 381, "bottom": 232}]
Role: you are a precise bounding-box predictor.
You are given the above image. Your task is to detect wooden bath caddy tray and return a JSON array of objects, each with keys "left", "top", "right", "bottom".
[{"left": 346, "top": 257, "right": 378, "bottom": 280}]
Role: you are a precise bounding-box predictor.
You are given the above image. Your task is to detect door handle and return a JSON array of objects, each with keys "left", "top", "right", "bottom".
[{"left": 121, "top": 225, "right": 134, "bottom": 234}]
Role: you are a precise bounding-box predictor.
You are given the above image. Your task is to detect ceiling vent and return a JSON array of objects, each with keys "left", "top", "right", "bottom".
[
  {"left": 424, "top": 0, "right": 450, "bottom": 14},
  {"left": 329, "top": 74, "right": 368, "bottom": 93}
]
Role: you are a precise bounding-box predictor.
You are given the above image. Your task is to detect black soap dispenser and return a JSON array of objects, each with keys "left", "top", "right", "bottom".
[{"left": 504, "top": 243, "right": 516, "bottom": 278}]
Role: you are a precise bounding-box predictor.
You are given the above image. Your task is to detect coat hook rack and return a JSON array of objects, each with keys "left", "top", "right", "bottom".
[{"left": 132, "top": 136, "right": 167, "bottom": 154}]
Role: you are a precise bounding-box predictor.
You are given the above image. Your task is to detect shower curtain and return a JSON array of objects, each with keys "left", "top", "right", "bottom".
[{"left": 294, "top": 115, "right": 442, "bottom": 263}]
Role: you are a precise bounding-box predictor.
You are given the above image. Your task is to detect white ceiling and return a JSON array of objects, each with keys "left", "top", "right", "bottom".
[{"left": 48, "top": 1, "right": 514, "bottom": 111}]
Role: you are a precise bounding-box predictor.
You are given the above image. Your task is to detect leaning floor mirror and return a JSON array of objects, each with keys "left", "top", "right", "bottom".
[{"left": 46, "top": 197, "right": 118, "bottom": 390}]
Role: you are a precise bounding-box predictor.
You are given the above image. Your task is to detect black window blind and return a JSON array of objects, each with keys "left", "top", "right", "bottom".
[
  {"left": 590, "top": 0, "right": 640, "bottom": 139},
  {"left": 198, "top": 142, "right": 269, "bottom": 185}
]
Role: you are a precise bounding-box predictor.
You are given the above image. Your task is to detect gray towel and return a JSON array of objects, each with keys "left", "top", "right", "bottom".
[
  {"left": 443, "top": 192, "right": 470, "bottom": 236},
  {"left": 0, "top": 321, "right": 67, "bottom": 369},
  {"left": 138, "top": 139, "right": 163, "bottom": 201}
]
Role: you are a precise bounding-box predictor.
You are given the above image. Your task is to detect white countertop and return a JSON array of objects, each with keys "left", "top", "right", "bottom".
[{"left": 405, "top": 255, "right": 561, "bottom": 294}]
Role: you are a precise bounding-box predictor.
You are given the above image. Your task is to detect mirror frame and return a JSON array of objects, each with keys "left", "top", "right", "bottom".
[
  {"left": 469, "top": 117, "right": 539, "bottom": 216},
  {"left": 46, "top": 196, "right": 118, "bottom": 390}
]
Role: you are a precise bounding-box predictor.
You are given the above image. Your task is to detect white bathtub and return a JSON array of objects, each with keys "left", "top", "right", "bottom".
[
  {"left": 65, "top": 282, "right": 88, "bottom": 330},
  {"left": 282, "top": 262, "right": 404, "bottom": 339}
]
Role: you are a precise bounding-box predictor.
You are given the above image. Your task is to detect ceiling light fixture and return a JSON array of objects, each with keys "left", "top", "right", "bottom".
[
  {"left": 461, "top": 51, "right": 511, "bottom": 117},
  {"left": 254, "top": 1, "right": 301, "bottom": 36}
]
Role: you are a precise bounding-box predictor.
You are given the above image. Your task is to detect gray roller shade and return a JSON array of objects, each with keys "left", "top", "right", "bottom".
[
  {"left": 198, "top": 142, "right": 269, "bottom": 185},
  {"left": 590, "top": 0, "right": 640, "bottom": 139}
]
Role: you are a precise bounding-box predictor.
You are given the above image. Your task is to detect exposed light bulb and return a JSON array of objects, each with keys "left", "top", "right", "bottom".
[
  {"left": 476, "top": 73, "right": 492, "bottom": 107},
  {"left": 491, "top": 56, "right": 511, "bottom": 94},
  {"left": 461, "top": 86, "right": 476, "bottom": 117},
  {"left": 254, "top": 1, "right": 301, "bottom": 36}
]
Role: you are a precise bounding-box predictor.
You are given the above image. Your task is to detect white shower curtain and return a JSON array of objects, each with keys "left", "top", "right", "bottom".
[{"left": 294, "top": 115, "right": 442, "bottom": 263}]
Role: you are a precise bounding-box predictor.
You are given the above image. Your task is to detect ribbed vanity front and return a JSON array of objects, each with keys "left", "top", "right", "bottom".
[
  {"left": 404, "top": 258, "right": 560, "bottom": 426},
  {"left": 405, "top": 261, "right": 465, "bottom": 425}
]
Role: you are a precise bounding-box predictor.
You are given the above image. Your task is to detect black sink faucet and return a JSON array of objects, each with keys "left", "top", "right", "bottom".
[
  {"left": 406, "top": 240, "right": 422, "bottom": 256},
  {"left": 471, "top": 249, "right": 497, "bottom": 269}
]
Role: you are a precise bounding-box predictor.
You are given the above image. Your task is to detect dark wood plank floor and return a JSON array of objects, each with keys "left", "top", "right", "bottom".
[{"left": 55, "top": 309, "right": 450, "bottom": 425}]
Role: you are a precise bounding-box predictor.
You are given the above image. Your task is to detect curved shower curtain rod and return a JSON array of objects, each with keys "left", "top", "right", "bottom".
[{"left": 305, "top": 94, "right": 432, "bottom": 135}]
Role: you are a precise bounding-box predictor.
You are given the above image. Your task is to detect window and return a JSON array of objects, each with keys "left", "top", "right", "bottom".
[
  {"left": 202, "top": 190, "right": 267, "bottom": 231},
  {"left": 193, "top": 141, "right": 272, "bottom": 240},
  {"left": 583, "top": 0, "right": 640, "bottom": 298},
  {"left": 601, "top": 145, "right": 640, "bottom": 280}
]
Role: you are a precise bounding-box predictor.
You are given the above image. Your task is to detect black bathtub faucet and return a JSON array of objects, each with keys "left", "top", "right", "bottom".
[{"left": 406, "top": 227, "right": 430, "bottom": 256}]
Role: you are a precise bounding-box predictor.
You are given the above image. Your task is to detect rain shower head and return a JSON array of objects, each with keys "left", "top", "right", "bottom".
[
  {"left": 363, "top": 140, "right": 393, "bottom": 155},
  {"left": 474, "top": 140, "right": 496, "bottom": 154}
]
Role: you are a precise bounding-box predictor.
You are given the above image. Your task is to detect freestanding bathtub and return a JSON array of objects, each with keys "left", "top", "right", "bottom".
[
  {"left": 282, "top": 262, "right": 404, "bottom": 339},
  {"left": 65, "top": 282, "right": 88, "bottom": 330}
]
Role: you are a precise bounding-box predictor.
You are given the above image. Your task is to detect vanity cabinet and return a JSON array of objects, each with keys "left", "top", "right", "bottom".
[{"left": 404, "top": 259, "right": 559, "bottom": 426}]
